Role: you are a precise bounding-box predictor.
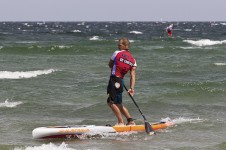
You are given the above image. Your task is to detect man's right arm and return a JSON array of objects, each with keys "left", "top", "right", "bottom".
[{"left": 108, "top": 59, "right": 114, "bottom": 68}]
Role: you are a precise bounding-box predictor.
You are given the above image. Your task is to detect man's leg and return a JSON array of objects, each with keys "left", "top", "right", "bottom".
[{"left": 108, "top": 102, "right": 124, "bottom": 124}]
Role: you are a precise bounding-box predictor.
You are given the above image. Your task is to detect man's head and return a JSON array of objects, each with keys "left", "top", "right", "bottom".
[{"left": 118, "top": 37, "right": 130, "bottom": 50}]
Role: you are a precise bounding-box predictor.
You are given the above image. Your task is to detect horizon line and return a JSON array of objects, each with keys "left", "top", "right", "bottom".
[{"left": 0, "top": 20, "right": 225, "bottom": 22}]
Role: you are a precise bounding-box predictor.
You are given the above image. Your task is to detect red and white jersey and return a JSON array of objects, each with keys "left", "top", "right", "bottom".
[
  {"left": 166, "top": 24, "right": 173, "bottom": 32},
  {"left": 110, "top": 50, "right": 137, "bottom": 78}
]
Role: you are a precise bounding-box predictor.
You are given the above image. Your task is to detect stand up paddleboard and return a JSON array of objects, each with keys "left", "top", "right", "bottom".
[{"left": 32, "top": 121, "right": 174, "bottom": 139}]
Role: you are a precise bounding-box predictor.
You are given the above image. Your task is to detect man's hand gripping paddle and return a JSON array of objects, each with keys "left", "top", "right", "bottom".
[{"left": 124, "top": 85, "right": 155, "bottom": 135}]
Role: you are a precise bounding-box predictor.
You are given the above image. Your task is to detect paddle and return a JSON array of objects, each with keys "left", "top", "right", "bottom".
[{"left": 124, "top": 85, "right": 155, "bottom": 135}]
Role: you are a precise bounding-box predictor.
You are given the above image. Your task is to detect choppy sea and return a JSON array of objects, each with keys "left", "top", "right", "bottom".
[{"left": 0, "top": 22, "right": 226, "bottom": 150}]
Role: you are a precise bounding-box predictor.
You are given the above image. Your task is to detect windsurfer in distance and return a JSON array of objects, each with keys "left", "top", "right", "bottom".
[
  {"left": 107, "top": 37, "right": 136, "bottom": 126},
  {"left": 166, "top": 24, "right": 173, "bottom": 37}
]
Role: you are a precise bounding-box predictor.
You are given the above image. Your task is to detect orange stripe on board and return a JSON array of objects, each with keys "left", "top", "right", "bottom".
[{"left": 112, "top": 122, "right": 173, "bottom": 132}]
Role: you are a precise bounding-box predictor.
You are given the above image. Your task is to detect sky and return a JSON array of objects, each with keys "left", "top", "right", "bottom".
[{"left": 0, "top": 0, "right": 226, "bottom": 22}]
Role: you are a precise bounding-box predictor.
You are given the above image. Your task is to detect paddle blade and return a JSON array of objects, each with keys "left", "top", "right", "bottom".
[{"left": 145, "top": 121, "right": 155, "bottom": 135}]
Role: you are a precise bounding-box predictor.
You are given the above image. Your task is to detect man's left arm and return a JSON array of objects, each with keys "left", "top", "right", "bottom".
[{"left": 128, "top": 66, "right": 136, "bottom": 96}]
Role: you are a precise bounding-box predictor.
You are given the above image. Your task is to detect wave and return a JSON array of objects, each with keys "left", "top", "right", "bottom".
[
  {"left": 72, "top": 29, "right": 81, "bottom": 33},
  {"left": 15, "top": 41, "right": 38, "bottom": 44},
  {"left": 0, "top": 99, "right": 23, "bottom": 108},
  {"left": 14, "top": 142, "right": 74, "bottom": 150},
  {"left": 50, "top": 45, "right": 72, "bottom": 50},
  {"left": 184, "top": 39, "right": 226, "bottom": 46},
  {"left": 184, "top": 29, "right": 192, "bottom": 32},
  {"left": 160, "top": 117, "right": 203, "bottom": 124},
  {"left": 214, "top": 63, "right": 226, "bottom": 66},
  {"left": 172, "top": 117, "right": 203, "bottom": 124},
  {"left": 129, "top": 31, "right": 143, "bottom": 34},
  {"left": 0, "top": 69, "right": 57, "bottom": 79},
  {"left": 180, "top": 46, "right": 202, "bottom": 49},
  {"left": 89, "top": 36, "right": 101, "bottom": 41}
]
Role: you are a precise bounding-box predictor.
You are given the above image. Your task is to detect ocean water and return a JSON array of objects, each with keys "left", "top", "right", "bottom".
[{"left": 0, "top": 21, "right": 226, "bottom": 150}]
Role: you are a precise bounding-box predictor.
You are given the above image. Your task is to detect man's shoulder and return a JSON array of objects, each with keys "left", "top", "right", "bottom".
[
  {"left": 111, "top": 50, "right": 121, "bottom": 60},
  {"left": 113, "top": 50, "right": 121, "bottom": 54}
]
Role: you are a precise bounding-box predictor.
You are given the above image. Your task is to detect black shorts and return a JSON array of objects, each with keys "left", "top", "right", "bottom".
[{"left": 107, "top": 76, "right": 124, "bottom": 104}]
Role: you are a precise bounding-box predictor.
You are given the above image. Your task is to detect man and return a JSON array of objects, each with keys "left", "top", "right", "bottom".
[
  {"left": 107, "top": 37, "right": 137, "bottom": 126},
  {"left": 166, "top": 24, "right": 173, "bottom": 37}
]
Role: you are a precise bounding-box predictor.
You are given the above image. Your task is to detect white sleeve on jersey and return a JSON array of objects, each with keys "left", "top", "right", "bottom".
[{"left": 111, "top": 50, "right": 120, "bottom": 60}]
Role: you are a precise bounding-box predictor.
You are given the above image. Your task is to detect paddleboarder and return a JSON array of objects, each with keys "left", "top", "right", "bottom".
[
  {"left": 166, "top": 24, "right": 173, "bottom": 37},
  {"left": 107, "top": 37, "right": 137, "bottom": 126}
]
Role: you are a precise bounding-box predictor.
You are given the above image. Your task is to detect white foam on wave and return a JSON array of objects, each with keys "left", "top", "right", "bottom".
[
  {"left": 184, "top": 29, "right": 192, "bottom": 32},
  {"left": 129, "top": 31, "right": 143, "bottom": 34},
  {"left": 89, "top": 36, "right": 101, "bottom": 41},
  {"left": 0, "top": 99, "right": 22, "bottom": 108},
  {"left": 14, "top": 142, "right": 74, "bottom": 150},
  {"left": 180, "top": 46, "right": 202, "bottom": 49},
  {"left": 214, "top": 63, "right": 226, "bottom": 66},
  {"left": 37, "top": 22, "right": 45, "bottom": 25},
  {"left": 23, "top": 23, "right": 32, "bottom": 27},
  {"left": 16, "top": 41, "right": 37, "bottom": 44},
  {"left": 170, "top": 117, "right": 203, "bottom": 124},
  {"left": 49, "top": 45, "right": 72, "bottom": 51},
  {"left": 211, "top": 23, "right": 218, "bottom": 26},
  {"left": 77, "top": 22, "right": 85, "bottom": 26},
  {"left": 220, "top": 23, "right": 226, "bottom": 26},
  {"left": 0, "top": 69, "right": 57, "bottom": 79},
  {"left": 72, "top": 29, "right": 81, "bottom": 33},
  {"left": 184, "top": 39, "right": 226, "bottom": 46},
  {"left": 77, "top": 131, "right": 136, "bottom": 140},
  {"left": 57, "top": 45, "right": 72, "bottom": 49}
]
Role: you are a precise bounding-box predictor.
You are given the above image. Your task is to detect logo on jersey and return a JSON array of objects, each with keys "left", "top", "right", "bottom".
[{"left": 119, "top": 58, "right": 133, "bottom": 66}]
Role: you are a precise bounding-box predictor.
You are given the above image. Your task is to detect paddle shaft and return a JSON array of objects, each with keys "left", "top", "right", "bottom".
[
  {"left": 123, "top": 85, "right": 155, "bottom": 134},
  {"left": 123, "top": 85, "right": 148, "bottom": 121}
]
